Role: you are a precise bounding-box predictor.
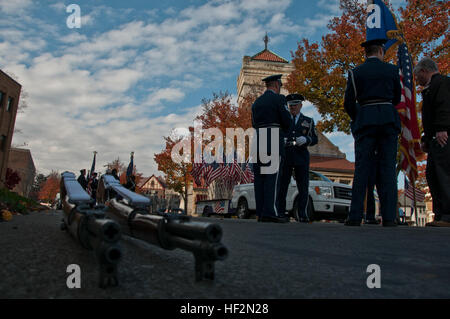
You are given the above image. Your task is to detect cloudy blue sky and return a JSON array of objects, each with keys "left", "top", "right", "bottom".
[{"left": 0, "top": 0, "right": 407, "bottom": 176}]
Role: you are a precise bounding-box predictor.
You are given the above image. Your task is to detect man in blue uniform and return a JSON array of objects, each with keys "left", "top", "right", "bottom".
[
  {"left": 252, "top": 74, "right": 293, "bottom": 223},
  {"left": 278, "top": 94, "right": 318, "bottom": 222},
  {"left": 343, "top": 38, "right": 401, "bottom": 227}
]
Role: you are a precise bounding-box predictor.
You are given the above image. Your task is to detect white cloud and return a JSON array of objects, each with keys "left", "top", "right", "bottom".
[
  {"left": 145, "top": 88, "right": 186, "bottom": 107},
  {"left": 4, "top": 0, "right": 339, "bottom": 176},
  {"left": 0, "top": 0, "right": 32, "bottom": 14},
  {"left": 49, "top": 2, "right": 66, "bottom": 12}
]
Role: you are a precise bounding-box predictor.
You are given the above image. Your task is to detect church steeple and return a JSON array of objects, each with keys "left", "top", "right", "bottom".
[{"left": 263, "top": 32, "right": 269, "bottom": 50}]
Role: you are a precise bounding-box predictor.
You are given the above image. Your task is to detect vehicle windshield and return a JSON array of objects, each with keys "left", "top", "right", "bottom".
[{"left": 309, "top": 171, "right": 332, "bottom": 182}]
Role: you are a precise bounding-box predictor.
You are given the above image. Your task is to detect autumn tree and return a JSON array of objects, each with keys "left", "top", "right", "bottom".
[
  {"left": 5, "top": 168, "right": 21, "bottom": 190},
  {"left": 287, "top": 0, "right": 449, "bottom": 134},
  {"left": 154, "top": 135, "right": 193, "bottom": 213},
  {"left": 415, "top": 163, "right": 428, "bottom": 194},
  {"left": 38, "top": 171, "right": 60, "bottom": 204},
  {"left": 29, "top": 173, "right": 46, "bottom": 201},
  {"left": 196, "top": 91, "right": 254, "bottom": 134}
]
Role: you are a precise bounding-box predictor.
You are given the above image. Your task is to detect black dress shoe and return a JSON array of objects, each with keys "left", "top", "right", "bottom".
[
  {"left": 259, "top": 216, "right": 289, "bottom": 223},
  {"left": 382, "top": 220, "right": 397, "bottom": 227},
  {"left": 344, "top": 219, "right": 361, "bottom": 226},
  {"left": 364, "top": 219, "right": 380, "bottom": 225}
]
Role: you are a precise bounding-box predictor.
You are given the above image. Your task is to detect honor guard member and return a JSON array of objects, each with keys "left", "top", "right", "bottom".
[
  {"left": 252, "top": 74, "right": 293, "bottom": 223},
  {"left": 278, "top": 94, "right": 318, "bottom": 222},
  {"left": 344, "top": 38, "right": 401, "bottom": 227}
]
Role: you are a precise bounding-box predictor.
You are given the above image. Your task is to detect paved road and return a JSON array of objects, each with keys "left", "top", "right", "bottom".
[{"left": 1, "top": 211, "right": 449, "bottom": 298}]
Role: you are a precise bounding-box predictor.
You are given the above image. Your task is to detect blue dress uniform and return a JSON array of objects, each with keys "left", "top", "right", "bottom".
[
  {"left": 278, "top": 94, "right": 318, "bottom": 222},
  {"left": 252, "top": 75, "right": 292, "bottom": 222},
  {"left": 344, "top": 39, "right": 401, "bottom": 226}
]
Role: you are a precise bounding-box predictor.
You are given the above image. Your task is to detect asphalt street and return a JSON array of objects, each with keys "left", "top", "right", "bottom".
[{"left": 1, "top": 210, "right": 449, "bottom": 298}]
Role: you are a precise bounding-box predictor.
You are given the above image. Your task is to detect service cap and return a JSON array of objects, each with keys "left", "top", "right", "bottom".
[
  {"left": 360, "top": 38, "right": 388, "bottom": 48},
  {"left": 286, "top": 93, "right": 305, "bottom": 105},
  {"left": 262, "top": 74, "right": 283, "bottom": 83}
]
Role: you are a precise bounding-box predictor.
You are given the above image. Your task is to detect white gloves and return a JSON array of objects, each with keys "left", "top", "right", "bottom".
[{"left": 296, "top": 136, "right": 307, "bottom": 146}]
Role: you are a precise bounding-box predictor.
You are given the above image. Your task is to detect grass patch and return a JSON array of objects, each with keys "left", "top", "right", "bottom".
[{"left": 0, "top": 187, "right": 46, "bottom": 215}]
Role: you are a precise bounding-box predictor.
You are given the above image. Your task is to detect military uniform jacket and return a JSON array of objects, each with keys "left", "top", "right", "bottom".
[
  {"left": 252, "top": 90, "right": 293, "bottom": 160},
  {"left": 421, "top": 73, "right": 450, "bottom": 145},
  {"left": 77, "top": 175, "right": 88, "bottom": 189},
  {"left": 283, "top": 113, "right": 318, "bottom": 166},
  {"left": 344, "top": 57, "right": 402, "bottom": 135}
]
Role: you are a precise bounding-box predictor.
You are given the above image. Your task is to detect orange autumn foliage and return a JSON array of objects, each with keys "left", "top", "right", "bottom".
[
  {"left": 38, "top": 171, "right": 60, "bottom": 204},
  {"left": 287, "top": 0, "right": 449, "bottom": 134}
]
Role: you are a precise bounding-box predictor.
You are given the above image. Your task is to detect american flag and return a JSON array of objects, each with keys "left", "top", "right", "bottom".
[
  {"left": 395, "top": 43, "right": 423, "bottom": 181},
  {"left": 405, "top": 180, "right": 425, "bottom": 202},
  {"left": 214, "top": 200, "right": 225, "bottom": 214},
  {"left": 191, "top": 152, "right": 206, "bottom": 186},
  {"left": 244, "top": 162, "right": 254, "bottom": 183},
  {"left": 202, "top": 164, "right": 214, "bottom": 187},
  {"left": 126, "top": 152, "right": 134, "bottom": 178},
  {"left": 86, "top": 151, "right": 96, "bottom": 196},
  {"left": 229, "top": 154, "right": 243, "bottom": 184},
  {"left": 240, "top": 162, "right": 250, "bottom": 184},
  {"left": 205, "top": 162, "right": 227, "bottom": 186}
]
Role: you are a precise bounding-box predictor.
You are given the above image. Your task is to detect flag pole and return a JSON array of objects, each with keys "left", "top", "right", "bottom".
[
  {"left": 413, "top": 176, "right": 418, "bottom": 226},
  {"left": 404, "top": 174, "right": 407, "bottom": 222}
]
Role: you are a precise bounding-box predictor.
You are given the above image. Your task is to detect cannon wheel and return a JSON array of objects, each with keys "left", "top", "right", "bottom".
[
  {"left": 237, "top": 198, "right": 251, "bottom": 219},
  {"left": 202, "top": 205, "right": 213, "bottom": 217}
]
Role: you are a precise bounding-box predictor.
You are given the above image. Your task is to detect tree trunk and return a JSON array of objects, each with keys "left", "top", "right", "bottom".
[{"left": 184, "top": 172, "right": 188, "bottom": 214}]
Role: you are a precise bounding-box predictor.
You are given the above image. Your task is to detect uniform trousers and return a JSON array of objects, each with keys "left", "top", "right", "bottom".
[
  {"left": 253, "top": 157, "right": 283, "bottom": 219},
  {"left": 426, "top": 139, "right": 450, "bottom": 221},
  {"left": 349, "top": 124, "right": 398, "bottom": 222}
]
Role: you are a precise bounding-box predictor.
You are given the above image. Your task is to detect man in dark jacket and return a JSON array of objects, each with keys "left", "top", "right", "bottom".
[
  {"left": 343, "top": 38, "right": 401, "bottom": 227},
  {"left": 278, "top": 93, "right": 318, "bottom": 222},
  {"left": 252, "top": 74, "right": 293, "bottom": 223},
  {"left": 77, "top": 169, "right": 88, "bottom": 190},
  {"left": 414, "top": 57, "right": 450, "bottom": 227}
]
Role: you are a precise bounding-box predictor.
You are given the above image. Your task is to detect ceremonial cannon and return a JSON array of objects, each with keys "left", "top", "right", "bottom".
[
  {"left": 98, "top": 174, "right": 229, "bottom": 281},
  {"left": 60, "top": 172, "right": 122, "bottom": 288}
]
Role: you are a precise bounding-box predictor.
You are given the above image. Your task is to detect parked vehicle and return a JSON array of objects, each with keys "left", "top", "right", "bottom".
[
  {"left": 230, "top": 170, "right": 352, "bottom": 221},
  {"left": 196, "top": 199, "right": 235, "bottom": 218}
]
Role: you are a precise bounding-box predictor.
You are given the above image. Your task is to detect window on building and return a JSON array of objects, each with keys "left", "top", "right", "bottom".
[
  {"left": 1, "top": 135, "right": 7, "bottom": 152},
  {"left": 151, "top": 181, "right": 155, "bottom": 188},
  {"left": 7, "top": 97, "right": 13, "bottom": 112},
  {"left": 0, "top": 91, "right": 4, "bottom": 108}
]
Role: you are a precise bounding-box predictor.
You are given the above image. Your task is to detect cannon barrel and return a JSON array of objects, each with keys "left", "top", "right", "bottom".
[
  {"left": 60, "top": 171, "right": 122, "bottom": 288},
  {"left": 107, "top": 198, "right": 222, "bottom": 243}
]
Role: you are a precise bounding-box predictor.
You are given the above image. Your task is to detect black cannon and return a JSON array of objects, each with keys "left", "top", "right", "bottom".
[
  {"left": 99, "top": 174, "right": 228, "bottom": 281},
  {"left": 60, "top": 172, "right": 122, "bottom": 288}
]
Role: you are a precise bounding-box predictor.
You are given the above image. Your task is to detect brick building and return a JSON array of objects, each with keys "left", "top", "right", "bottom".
[
  {"left": 0, "top": 70, "right": 21, "bottom": 187},
  {"left": 237, "top": 35, "right": 294, "bottom": 105},
  {"left": 7, "top": 148, "right": 36, "bottom": 197}
]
